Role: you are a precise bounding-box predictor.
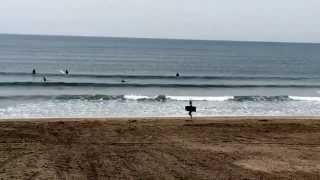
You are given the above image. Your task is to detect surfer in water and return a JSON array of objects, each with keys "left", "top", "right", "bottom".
[
  {"left": 65, "top": 69, "right": 69, "bottom": 75},
  {"left": 176, "top": 72, "right": 180, "bottom": 77},
  {"left": 43, "top": 76, "right": 47, "bottom": 82},
  {"left": 32, "top": 69, "right": 36, "bottom": 75}
]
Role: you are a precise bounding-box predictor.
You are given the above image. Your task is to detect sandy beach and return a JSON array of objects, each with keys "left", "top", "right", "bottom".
[{"left": 0, "top": 117, "right": 319, "bottom": 179}]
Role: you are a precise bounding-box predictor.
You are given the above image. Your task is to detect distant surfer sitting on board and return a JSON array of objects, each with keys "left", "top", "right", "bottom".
[
  {"left": 43, "top": 76, "right": 47, "bottom": 82},
  {"left": 32, "top": 69, "right": 36, "bottom": 75},
  {"left": 60, "top": 69, "right": 69, "bottom": 75},
  {"left": 176, "top": 72, "right": 180, "bottom": 77}
]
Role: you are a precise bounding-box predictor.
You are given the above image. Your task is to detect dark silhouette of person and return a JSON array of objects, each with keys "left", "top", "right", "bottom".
[
  {"left": 32, "top": 69, "right": 36, "bottom": 75},
  {"left": 185, "top": 100, "right": 196, "bottom": 119},
  {"left": 65, "top": 69, "right": 69, "bottom": 75},
  {"left": 43, "top": 76, "right": 47, "bottom": 82},
  {"left": 121, "top": 80, "right": 126, "bottom": 83},
  {"left": 188, "top": 100, "right": 193, "bottom": 118},
  {"left": 176, "top": 72, "right": 180, "bottom": 77}
]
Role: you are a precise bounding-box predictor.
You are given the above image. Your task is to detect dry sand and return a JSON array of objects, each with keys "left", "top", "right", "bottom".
[{"left": 0, "top": 117, "right": 319, "bottom": 180}]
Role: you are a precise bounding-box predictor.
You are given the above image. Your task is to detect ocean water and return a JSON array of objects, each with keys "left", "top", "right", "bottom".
[{"left": 1, "top": 34, "right": 320, "bottom": 118}]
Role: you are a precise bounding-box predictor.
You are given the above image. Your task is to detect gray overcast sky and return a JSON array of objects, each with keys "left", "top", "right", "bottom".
[{"left": 0, "top": 0, "right": 319, "bottom": 42}]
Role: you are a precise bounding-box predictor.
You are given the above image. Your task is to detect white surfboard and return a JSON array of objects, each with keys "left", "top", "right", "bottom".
[{"left": 59, "top": 70, "right": 66, "bottom": 74}]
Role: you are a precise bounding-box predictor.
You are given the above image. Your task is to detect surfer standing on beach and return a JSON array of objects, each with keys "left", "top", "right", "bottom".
[{"left": 185, "top": 100, "right": 196, "bottom": 119}]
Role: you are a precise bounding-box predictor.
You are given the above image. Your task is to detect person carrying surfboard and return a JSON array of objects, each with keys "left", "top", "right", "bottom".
[{"left": 185, "top": 100, "right": 196, "bottom": 119}]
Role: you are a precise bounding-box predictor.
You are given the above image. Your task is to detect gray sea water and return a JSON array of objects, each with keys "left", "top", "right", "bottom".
[{"left": 1, "top": 34, "right": 320, "bottom": 118}]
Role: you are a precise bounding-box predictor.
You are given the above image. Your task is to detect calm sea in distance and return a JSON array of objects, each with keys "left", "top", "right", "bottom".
[{"left": 1, "top": 34, "right": 320, "bottom": 118}]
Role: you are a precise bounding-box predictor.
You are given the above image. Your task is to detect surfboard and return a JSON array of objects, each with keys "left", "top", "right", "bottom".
[{"left": 185, "top": 106, "right": 196, "bottom": 112}]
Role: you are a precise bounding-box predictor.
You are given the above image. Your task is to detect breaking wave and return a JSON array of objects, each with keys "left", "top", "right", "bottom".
[{"left": 1, "top": 94, "right": 320, "bottom": 102}]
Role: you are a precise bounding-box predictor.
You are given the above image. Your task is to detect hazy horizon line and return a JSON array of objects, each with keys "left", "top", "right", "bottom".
[{"left": 1, "top": 32, "right": 319, "bottom": 45}]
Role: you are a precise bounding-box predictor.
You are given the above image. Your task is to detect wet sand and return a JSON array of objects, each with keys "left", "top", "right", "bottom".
[{"left": 0, "top": 117, "right": 320, "bottom": 179}]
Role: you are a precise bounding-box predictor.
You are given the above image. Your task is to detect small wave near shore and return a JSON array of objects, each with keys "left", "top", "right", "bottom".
[{"left": 1, "top": 94, "right": 320, "bottom": 102}]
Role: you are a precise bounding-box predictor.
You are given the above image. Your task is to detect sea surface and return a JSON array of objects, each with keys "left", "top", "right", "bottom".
[{"left": 1, "top": 34, "right": 320, "bottom": 118}]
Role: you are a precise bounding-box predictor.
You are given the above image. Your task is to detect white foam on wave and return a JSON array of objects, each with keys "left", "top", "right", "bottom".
[
  {"left": 167, "top": 96, "right": 233, "bottom": 101},
  {"left": 125, "top": 95, "right": 320, "bottom": 102},
  {"left": 124, "top": 95, "right": 151, "bottom": 100},
  {"left": 112, "top": 95, "right": 320, "bottom": 102},
  {"left": 289, "top": 96, "right": 320, "bottom": 101},
  {"left": 124, "top": 95, "right": 233, "bottom": 101}
]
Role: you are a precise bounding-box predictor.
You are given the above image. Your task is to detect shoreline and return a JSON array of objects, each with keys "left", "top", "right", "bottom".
[
  {"left": 0, "top": 116, "right": 319, "bottom": 179},
  {"left": 2, "top": 115, "right": 320, "bottom": 121}
]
